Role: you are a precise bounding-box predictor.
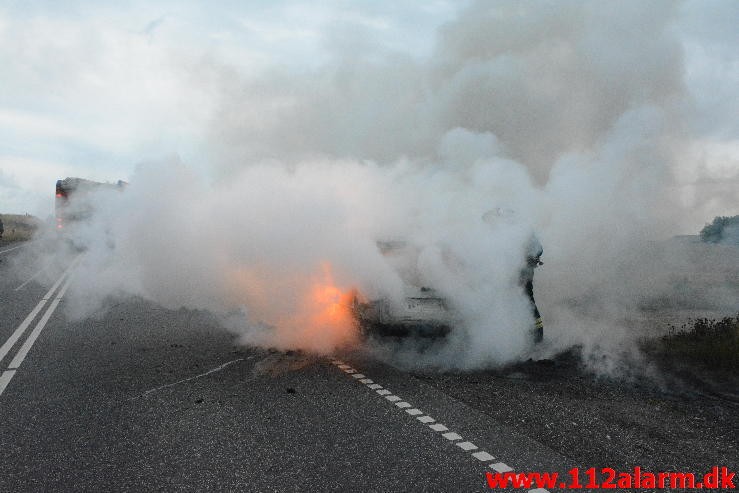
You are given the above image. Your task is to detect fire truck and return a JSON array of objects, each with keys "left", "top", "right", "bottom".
[{"left": 55, "top": 177, "right": 127, "bottom": 231}]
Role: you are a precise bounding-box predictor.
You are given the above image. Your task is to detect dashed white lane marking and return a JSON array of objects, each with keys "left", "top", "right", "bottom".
[
  {"left": 472, "top": 451, "right": 495, "bottom": 462},
  {"left": 328, "top": 359, "right": 551, "bottom": 492},
  {"left": 456, "top": 441, "right": 478, "bottom": 451},
  {"left": 490, "top": 462, "right": 514, "bottom": 473}
]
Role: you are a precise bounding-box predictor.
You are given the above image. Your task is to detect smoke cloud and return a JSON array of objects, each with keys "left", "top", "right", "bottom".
[{"left": 20, "top": 0, "right": 739, "bottom": 371}]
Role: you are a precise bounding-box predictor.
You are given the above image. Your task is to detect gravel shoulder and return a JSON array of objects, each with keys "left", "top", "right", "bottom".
[{"left": 413, "top": 350, "right": 738, "bottom": 474}]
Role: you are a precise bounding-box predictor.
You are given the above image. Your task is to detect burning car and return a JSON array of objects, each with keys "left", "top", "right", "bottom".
[
  {"left": 352, "top": 284, "right": 453, "bottom": 338},
  {"left": 349, "top": 239, "right": 450, "bottom": 338},
  {"left": 351, "top": 219, "right": 544, "bottom": 343}
]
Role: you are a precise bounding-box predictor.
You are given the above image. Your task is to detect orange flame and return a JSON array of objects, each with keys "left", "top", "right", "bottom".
[
  {"left": 226, "top": 261, "right": 359, "bottom": 353},
  {"left": 284, "top": 262, "right": 359, "bottom": 351}
]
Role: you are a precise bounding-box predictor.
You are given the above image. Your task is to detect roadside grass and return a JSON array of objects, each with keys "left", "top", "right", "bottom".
[
  {"left": 0, "top": 214, "right": 41, "bottom": 243},
  {"left": 643, "top": 315, "right": 739, "bottom": 372}
]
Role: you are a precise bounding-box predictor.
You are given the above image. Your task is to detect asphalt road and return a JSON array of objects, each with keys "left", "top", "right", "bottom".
[
  {"left": 1, "top": 244, "right": 575, "bottom": 492},
  {"left": 1, "top": 242, "right": 736, "bottom": 492}
]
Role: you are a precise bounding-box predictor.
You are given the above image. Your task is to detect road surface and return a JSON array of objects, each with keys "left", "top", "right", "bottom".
[
  {"left": 1, "top": 242, "right": 736, "bottom": 491},
  {"left": 0, "top": 244, "right": 573, "bottom": 492}
]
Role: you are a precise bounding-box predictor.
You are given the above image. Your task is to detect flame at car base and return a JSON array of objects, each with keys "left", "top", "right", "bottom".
[
  {"left": 291, "top": 263, "right": 360, "bottom": 351},
  {"left": 227, "top": 262, "right": 360, "bottom": 354}
]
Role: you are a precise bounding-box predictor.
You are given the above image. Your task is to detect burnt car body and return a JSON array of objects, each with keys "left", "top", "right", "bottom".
[
  {"left": 352, "top": 285, "right": 452, "bottom": 338},
  {"left": 352, "top": 236, "right": 543, "bottom": 342},
  {"left": 350, "top": 240, "right": 450, "bottom": 338}
]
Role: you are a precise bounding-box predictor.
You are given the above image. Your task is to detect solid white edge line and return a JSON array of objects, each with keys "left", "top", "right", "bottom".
[
  {"left": 0, "top": 259, "right": 78, "bottom": 364},
  {"left": 0, "top": 370, "right": 17, "bottom": 395},
  {"left": 7, "top": 265, "right": 76, "bottom": 370}
]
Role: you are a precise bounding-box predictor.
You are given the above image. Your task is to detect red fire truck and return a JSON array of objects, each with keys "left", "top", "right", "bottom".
[{"left": 55, "top": 177, "right": 127, "bottom": 231}]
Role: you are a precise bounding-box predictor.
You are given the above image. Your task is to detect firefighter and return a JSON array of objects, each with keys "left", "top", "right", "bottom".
[
  {"left": 521, "top": 234, "right": 544, "bottom": 343},
  {"left": 483, "top": 208, "right": 544, "bottom": 344}
]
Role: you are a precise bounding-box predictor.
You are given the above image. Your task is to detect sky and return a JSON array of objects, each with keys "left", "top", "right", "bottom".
[
  {"left": 0, "top": 0, "right": 737, "bottom": 233},
  {"left": 0, "top": 0, "right": 456, "bottom": 216}
]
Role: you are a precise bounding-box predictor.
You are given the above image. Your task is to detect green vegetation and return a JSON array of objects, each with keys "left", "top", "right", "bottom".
[
  {"left": 0, "top": 214, "right": 41, "bottom": 242},
  {"left": 650, "top": 315, "right": 739, "bottom": 371},
  {"left": 699, "top": 215, "right": 739, "bottom": 244}
]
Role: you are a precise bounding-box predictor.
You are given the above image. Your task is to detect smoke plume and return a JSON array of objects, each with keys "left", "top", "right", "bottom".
[{"left": 21, "top": 0, "right": 739, "bottom": 371}]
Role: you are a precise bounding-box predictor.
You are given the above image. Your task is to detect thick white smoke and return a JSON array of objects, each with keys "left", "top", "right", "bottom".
[
  {"left": 22, "top": 0, "right": 739, "bottom": 371},
  {"left": 57, "top": 151, "right": 540, "bottom": 366}
]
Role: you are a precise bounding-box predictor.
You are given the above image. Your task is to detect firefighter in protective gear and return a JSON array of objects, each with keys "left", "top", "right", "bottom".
[
  {"left": 521, "top": 234, "right": 544, "bottom": 343},
  {"left": 483, "top": 208, "right": 544, "bottom": 344}
]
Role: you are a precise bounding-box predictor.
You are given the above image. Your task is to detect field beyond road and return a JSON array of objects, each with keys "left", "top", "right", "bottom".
[{"left": 0, "top": 214, "right": 41, "bottom": 243}]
